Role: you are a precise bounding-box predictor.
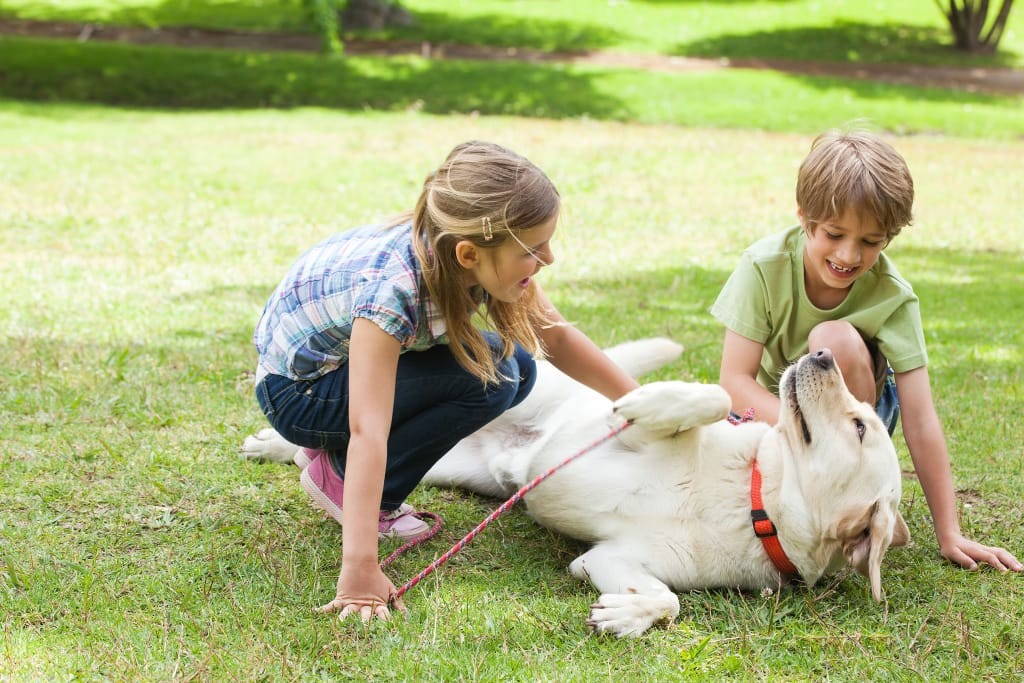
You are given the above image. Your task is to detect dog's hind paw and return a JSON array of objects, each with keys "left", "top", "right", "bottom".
[{"left": 239, "top": 428, "right": 300, "bottom": 464}]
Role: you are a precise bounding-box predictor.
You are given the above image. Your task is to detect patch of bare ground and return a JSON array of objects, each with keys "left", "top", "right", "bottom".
[{"left": 2, "top": 18, "right": 1023, "bottom": 96}]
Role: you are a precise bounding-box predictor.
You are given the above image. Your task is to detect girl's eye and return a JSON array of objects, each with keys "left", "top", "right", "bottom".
[{"left": 825, "top": 232, "right": 842, "bottom": 240}]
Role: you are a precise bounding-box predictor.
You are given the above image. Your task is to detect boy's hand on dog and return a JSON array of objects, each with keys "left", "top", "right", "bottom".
[{"left": 317, "top": 563, "right": 407, "bottom": 622}]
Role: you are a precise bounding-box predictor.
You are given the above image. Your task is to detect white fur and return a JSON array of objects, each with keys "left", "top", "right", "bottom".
[{"left": 241, "top": 338, "right": 909, "bottom": 637}]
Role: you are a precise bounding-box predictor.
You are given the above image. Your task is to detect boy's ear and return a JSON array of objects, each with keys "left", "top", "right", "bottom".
[{"left": 454, "top": 240, "right": 480, "bottom": 269}]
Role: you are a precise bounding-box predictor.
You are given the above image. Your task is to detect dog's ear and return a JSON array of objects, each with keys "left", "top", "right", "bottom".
[
  {"left": 891, "top": 510, "right": 910, "bottom": 548},
  {"left": 835, "top": 500, "right": 902, "bottom": 602}
]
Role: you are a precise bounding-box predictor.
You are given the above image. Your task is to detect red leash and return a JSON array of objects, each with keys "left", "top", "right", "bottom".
[{"left": 386, "top": 420, "right": 632, "bottom": 603}]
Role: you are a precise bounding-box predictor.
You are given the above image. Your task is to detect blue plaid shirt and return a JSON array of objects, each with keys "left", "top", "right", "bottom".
[{"left": 254, "top": 223, "right": 447, "bottom": 381}]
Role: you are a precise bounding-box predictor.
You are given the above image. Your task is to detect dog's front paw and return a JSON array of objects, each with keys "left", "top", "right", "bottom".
[
  {"left": 240, "top": 428, "right": 301, "bottom": 464},
  {"left": 586, "top": 590, "right": 679, "bottom": 638},
  {"left": 613, "top": 382, "right": 730, "bottom": 436}
]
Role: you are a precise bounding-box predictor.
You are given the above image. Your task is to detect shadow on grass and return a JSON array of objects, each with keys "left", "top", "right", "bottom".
[
  {"left": 676, "top": 20, "right": 1021, "bottom": 68},
  {"left": 3, "top": 34, "right": 1020, "bottom": 125},
  {"left": 367, "top": 10, "right": 627, "bottom": 52},
  {"left": 0, "top": 36, "right": 630, "bottom": 116}
]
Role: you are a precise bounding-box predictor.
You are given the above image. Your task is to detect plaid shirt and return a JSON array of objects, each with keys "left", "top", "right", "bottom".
[{"left": 254, "top": 222, "right": 447, "bottom": 381}]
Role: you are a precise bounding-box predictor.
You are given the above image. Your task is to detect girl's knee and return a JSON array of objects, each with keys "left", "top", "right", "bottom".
[{"left": 492, "top": 346, "right": 537, "bottom": 411}]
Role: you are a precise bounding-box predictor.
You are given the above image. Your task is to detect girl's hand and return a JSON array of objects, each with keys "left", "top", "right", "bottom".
[
  {"left": 316, "top": 562, "right": 407, "bottom": 622},
  {"left": 938, "top": 532, "right": 1023, "bottom": 572}
]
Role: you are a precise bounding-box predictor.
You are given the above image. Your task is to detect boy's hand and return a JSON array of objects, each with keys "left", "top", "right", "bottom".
[{"left": 939, "top": 533, "right": 1023, "bottom": 572}]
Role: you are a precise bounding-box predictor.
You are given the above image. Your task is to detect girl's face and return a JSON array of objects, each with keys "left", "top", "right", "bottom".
[
  {"left": 465, "top": 213, "right": 557, "bottom": 303},
  {"left": 801, "top": 206, "right": 887, "bottom": 309}
]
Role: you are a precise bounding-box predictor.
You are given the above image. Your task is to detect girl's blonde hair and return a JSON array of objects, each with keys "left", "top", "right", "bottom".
[
  {"left": 796, "top": 128, "right": 914, "bottom": 244},
  {"left": 395, "top": 140, "right": 560, "bottom": 384}
]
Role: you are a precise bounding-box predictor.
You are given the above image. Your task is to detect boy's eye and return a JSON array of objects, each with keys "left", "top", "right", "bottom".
[{"left": 825, "top": 231, "right": 842, "bottom": 240}]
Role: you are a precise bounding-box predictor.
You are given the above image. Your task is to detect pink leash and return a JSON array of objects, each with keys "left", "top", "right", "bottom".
[{"left": 384, "top": 420, "right": 632, "bottom": 603}]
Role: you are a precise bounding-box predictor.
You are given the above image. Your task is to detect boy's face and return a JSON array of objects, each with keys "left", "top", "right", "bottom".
[{"left": 801, "top": 206, "right": 887, "bottom": 305}]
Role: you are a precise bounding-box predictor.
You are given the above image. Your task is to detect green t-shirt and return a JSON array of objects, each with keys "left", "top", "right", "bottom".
[{"left": 710, "top": 225, "right": 928, "bottom": 394}]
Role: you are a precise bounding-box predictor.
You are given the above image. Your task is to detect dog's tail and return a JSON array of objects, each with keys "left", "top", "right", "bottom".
[{"left": 604, "top": 338, "right": 684, "bottom": 379}]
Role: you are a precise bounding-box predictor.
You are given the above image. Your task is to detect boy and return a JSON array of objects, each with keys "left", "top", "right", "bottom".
[{"left": 711, "top": 128, "right": 1020, "bottom": 573}]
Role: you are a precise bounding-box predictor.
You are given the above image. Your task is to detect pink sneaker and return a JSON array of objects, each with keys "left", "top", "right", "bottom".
[
  {"left": 294, "top": 447, "right": 323, "bottom": 470},
  {"left": 378, "top": 505, "right": 430, "bottom": 539},
  {"left": 300, "top": 455, "right": 430, "bottom": 540}
]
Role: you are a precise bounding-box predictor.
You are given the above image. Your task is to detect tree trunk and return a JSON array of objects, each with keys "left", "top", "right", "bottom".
[{"left": 936, "top": 0, "right": 1015, "bottom": 53}]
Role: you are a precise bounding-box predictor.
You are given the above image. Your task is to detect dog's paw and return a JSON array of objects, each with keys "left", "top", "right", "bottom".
[
  {"left": 613, "top": 382, "right": 731, "bottom": 435},
  {"left": 586, "top": 591, "right": 678, "bottom": 638},
  {"left": 239, "top": 428, "right": 300, "bottom": 464}
]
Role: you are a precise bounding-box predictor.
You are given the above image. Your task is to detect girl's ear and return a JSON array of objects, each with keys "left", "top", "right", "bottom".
[{"left": 454, "top": 240, "right": 480, "bottom": 269}]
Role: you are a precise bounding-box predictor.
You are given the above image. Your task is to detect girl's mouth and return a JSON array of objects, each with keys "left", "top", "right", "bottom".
[{"left": 518, "top": 277, "right": 531, "bottom": 289}]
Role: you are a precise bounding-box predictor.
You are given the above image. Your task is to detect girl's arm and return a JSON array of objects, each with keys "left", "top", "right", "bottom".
[
  {"left": 318, "top": 317, "right": 406, "bottom": 621},
  {"left": 719, "top": 329, "right": 781, "bottom": 423},
  {"left": 896, "top": 367, "right": 1021, "bottom": 572},
  {"left": 532, "top": 285, "right": 638, "bottom": 401}
]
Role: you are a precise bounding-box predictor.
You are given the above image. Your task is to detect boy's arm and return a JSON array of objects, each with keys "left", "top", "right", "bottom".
[
  {"left": 719, "top": 329, "right": 781, "bottom": 423},
  {"left": 896, "top": 367, "right": 1021, "bottom": 572}
]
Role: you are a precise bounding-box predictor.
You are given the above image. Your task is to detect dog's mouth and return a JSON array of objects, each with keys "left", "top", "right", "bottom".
[{"left": 784, "top": 368, "right": 812, "bottom": 445}]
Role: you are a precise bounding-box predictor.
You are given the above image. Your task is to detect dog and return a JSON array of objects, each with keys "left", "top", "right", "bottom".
[{"left": 241, "top": 338, "right": 909, "bottom": 637}]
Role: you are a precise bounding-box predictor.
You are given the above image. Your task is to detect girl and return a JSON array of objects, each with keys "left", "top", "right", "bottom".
[{"left": 253, "top": 141, "right": 639, "bottom": 623}]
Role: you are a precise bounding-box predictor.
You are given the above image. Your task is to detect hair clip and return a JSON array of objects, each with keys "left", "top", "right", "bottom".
[{"left": 481, "top": 216, "right": 494, "bottom": 241}]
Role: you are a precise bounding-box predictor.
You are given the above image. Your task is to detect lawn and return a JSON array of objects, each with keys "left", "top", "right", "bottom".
[
  {"left": 1, "top": 105, "right": 1022, "bottom": 681},
  {"left": 1, "top": 1, "right": 1023, "bottom": 680}
]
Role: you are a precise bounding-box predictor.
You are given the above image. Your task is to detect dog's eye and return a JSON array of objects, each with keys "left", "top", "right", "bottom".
[{"left": 854, "top": 418, "right": 866, "bottom": 441}]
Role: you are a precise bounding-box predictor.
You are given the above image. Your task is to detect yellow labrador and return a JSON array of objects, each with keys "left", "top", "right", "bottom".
[{"left": 242, "top": 338, "right": 909, "bottom": 637}]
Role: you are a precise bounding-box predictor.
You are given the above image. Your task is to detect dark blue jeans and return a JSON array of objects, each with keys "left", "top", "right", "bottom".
[
  {"left": 255, "top": 333, "right": 536, "bottom": 510},
  {"left": 876, "top": 369, "right": 900, "bottom": 436}
]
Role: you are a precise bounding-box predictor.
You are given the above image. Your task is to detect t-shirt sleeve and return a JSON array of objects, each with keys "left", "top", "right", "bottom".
[
  {"left": 710, "top": 252, "right": 772, "bottom": 343},
  {"left": 876, "top": 298, "right": 929, "bottom": 373},
  {"left": 349, "top": 278, "right": 417, "bottom": 345}
]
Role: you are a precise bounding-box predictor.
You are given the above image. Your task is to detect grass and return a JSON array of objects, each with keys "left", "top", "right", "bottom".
[
  {"left": 1, "top": 1, "right": 1023, "bottom": 679},
  {"left": 1, "top": 35, "right": 1022, "bottom": 140},
  {"left": 1, "top": 1, "right": 1022, "bottom": 139},
  {"left": 3, "top": 0, "right": 1023, "bottom": 68},
  {"left": 2, "top": 105, "right": 1023, "bottom": 680}
]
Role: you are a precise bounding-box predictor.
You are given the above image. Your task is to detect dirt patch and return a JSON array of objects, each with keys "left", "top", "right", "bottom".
[{"left": 3, "top": 18, "right": 1023, "bottom": 96}]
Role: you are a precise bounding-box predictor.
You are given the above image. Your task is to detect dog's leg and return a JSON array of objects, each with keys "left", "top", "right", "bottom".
[
  {"left": 569, "top": 544, "right": 680, "bottom": 638},
  {"left": 602, "top": 338, "right": 684, "bottom": 378},
  {"left": 240, "top": 427, "right": 302, "bottom": 465},
  {"left": 612, "top": 381, "right": 731, "bottom": 439}
]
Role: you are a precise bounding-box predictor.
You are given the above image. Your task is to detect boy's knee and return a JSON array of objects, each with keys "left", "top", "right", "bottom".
[
  {"left": 808, "top": 321, "right": 876, "bottom": 402},
  {"left": 808, "top": 321, "right": 864, "bottom": 354}
]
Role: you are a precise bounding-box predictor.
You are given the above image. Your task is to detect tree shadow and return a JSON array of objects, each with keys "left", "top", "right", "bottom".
[
  {"left": 365, "top": 10, "right": 627, "bottom": 52},
  {"left": 674, "top": 20, "right": 1021, "bottom": 67},
  {"left": 0, "top": 37, "right": 629, "bottom": 117}
]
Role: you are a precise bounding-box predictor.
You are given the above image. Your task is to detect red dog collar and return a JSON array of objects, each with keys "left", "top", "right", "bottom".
[{"left": 750, "top": 459, "right": 800, "bottom": 579}]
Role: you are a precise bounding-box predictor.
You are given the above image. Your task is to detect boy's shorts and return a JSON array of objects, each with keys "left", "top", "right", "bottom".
[{"left": 866, "top": 336, "right": 900, "bottom": 436}]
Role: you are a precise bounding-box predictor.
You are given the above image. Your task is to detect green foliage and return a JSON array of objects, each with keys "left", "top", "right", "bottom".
[{"left": 304, "top": 0, "right": 342, "bottom": 54}]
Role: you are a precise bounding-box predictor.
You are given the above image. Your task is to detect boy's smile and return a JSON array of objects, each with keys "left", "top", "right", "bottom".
[{"left": 801, "top": 207, "right": 887, "bottom": 309}]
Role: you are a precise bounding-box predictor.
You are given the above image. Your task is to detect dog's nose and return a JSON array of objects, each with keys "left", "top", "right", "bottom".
[{"left": 811, "top": 348, "right": 834, "bottom": 369}]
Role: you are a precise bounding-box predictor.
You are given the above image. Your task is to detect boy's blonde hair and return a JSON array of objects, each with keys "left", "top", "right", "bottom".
[
  {"left": 403, "top": 140, "right": 560, "bottom": 384},
  {"left": 796, "top": 128, "right": 914, "bottom": 243}
]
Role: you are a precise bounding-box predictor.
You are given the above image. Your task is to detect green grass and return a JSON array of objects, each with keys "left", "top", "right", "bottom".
[
  {"left": 3, "top": 0, "right": 1023, "bottom": 67},
  {"left": 1, "top": 35, "right": 1022, "bottom": 139},
  {"left": 1, "top": 105, "right": 1023, "bottom": 680}
]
